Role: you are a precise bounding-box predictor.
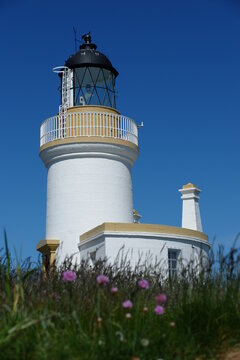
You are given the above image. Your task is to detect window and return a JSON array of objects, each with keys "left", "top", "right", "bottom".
[
  {"left": 89, "top": 251, "right": 96, "bottom": 263},
  {"left": 168, "top": 249, "right": 181, "bottom": 279}
]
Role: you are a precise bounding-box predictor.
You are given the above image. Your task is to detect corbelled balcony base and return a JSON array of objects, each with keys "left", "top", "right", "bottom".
[{"left": 39, "top": 136, "right": 139, "bottom": 154}]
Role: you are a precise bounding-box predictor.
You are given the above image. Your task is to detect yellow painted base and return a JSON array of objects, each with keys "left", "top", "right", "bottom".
[{"left": 36, "top": 240, "right": 60, "bottom": 274}]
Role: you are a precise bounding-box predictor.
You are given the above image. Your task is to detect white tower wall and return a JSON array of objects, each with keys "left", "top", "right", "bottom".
[{"left": 40, "top": 141, "right": 138, "bottom": 262}]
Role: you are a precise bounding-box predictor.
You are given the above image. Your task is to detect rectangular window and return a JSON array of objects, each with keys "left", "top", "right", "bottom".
[
  {"left": 89, "top": 251, "right": 96, "bottom": 264},
  {"left": 168, "top": 249, "right": 181, "bottom": 279}
]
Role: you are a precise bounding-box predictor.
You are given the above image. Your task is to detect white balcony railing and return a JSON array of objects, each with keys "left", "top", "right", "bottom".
[{"left": 40, "top": 111, "right": 138, "bottom": 147}]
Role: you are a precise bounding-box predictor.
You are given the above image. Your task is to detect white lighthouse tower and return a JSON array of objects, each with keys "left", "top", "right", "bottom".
[
  {"left": 37, "top": 34, "right": 138, "bottom": 266},
  {"left": 37, "top": 34, "right": 209, "bottom": 274}
]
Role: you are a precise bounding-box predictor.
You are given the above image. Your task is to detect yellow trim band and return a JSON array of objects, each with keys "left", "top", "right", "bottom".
[
  {"left": 39, "top": 136, "right": 139, "bottom": 153},
  {"left": 36, "top": 239, "right": 60, "bottom": 253},
  {"left": 67, "top": 105, "right": 120, "bottom": 115},
  {"left": 80, "top": 223, "right": 208, "bottom": 242}
]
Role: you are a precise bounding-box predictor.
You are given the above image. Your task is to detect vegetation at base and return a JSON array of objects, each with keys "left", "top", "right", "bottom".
[{"left": 0, "top": 234, "right": 240, "bottom": 359}]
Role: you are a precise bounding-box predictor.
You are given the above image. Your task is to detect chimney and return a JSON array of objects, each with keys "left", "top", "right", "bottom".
[{"left": 179, "top": 183, "right": 203, "bottom": 232}]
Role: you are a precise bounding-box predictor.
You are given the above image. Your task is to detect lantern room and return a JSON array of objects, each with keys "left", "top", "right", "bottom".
[{"left": 63, "top": 33, "right": 118, "bottom": 108}]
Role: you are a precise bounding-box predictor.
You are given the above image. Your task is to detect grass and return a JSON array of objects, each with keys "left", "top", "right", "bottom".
[{"left": 0, "top": 234, "right": 240, "bottom": 359}]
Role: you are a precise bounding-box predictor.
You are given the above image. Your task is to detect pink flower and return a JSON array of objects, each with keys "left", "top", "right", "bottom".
[
  {"left": 154, "top": 305, "right": 164, "bottom": 315},
  {"left": 110, "top": 287, "right": 118, "bottom": 294},
  {"left": 122, "top": 300, "right": 133, "bottom": 309},
  {"left": 96, "top": 274, "right": 109, "bottom": 285},
  {"left": 62, "top": 270, "right": 76, "bottom": 282},
  {"left": 138, "top": 279, "right": 149, "bottom": 289},
  {"left": 155, "top": 293, "right": 167, "bottom": 305}
]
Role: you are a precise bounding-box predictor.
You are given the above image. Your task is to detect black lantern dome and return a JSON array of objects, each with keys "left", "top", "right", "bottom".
[{"left": 65, "top": 33, "right": 118, "bottom": 108}]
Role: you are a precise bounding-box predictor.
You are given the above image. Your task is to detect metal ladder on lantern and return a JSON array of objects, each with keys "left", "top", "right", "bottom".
[{"left": 53, "top": 66, "right": 72, "bottom": 139}]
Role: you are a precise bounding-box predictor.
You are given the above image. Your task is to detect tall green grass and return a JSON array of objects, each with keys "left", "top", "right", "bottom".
[{"left": 0, "top": 235, "right": 240, "bottom": 360}]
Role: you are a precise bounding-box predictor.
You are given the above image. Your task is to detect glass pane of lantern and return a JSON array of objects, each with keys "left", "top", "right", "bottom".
[
  {"left": 92, "top": 87, "right": 101, "bottom": 105},
  {"left": 103, "top": 69, "right": 111, "bottom": 88},
  {"left": 74, "top": 68, "right": 87, "bottom": 105},
  {"left": 104, "top": 97, "right": 111, "bottom": 107},
  {"left": 89, "top": 67, "right": 101, "bottom": 84},
  {"left": 75, "top": 68, "right": 86, "bottom": 87},
  {"left": 103, "top": 90, "right": 111, "bottom": 107},
  {"left": 108, "top": 77, "right": 114, "bottom": 93},
  {"left": 96, "top": 86, "right": 109, "bottom": 106},
  {"left": 107, "top": 92, "right": 113, "bottom": 107},
  {"left": 80, "top": 68, "right": 94, "bottom": 104},
  {"left": 83, "top": 86, "right": 94, "bottom": 105},
  {"left": 96, "top": 69, "right": 105, "bottom": 87},
  {"left": 96, "top": 86, "right": 105, "bottom": 104},
  {"left": 87, "top": 88, "right": 96, "bottom": 105},
  {"left": 81, "top": 68, "right": 92, "bottom": 86},
  {"left": 104, "top": 71, "right": 115, "bottom": 98}
]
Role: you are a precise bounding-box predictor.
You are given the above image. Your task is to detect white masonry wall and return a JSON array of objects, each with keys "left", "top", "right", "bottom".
[{"left": 79, "top": 232, "right": 210, "bottom": 273}]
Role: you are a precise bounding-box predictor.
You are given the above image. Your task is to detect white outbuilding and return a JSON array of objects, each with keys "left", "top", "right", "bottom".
[{"left": 37, "top": 34, "right": 210, "bottom": 275}]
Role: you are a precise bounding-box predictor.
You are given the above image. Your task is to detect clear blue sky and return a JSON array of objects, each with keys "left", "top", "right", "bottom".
[{"left": 0, "top": 0, "right": 240, "bottom": 261}]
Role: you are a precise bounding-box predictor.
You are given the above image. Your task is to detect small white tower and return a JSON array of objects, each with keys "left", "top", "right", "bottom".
[
  {"left": 179, "top": 183, "right": 203, "bottom": 232},
  {"left": 37, "top": 34, "right": 139, "bottom": 264}
]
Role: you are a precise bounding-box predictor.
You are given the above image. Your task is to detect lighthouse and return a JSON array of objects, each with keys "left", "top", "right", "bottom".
[
  {"left": 37, "top": 34, "right": 138, "bottom": 265},
  {"left": 37, "top": 34, "right": 209, "bottom": 274}
]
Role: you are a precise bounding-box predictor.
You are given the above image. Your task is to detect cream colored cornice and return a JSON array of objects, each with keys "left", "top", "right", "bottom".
[
  {"left": 39, "top": 136, "right": 139, "bottom": 154},
  {"left": 67, "top": 105, "right": 121, "bottom": 115},
  {"left": 36, "top": 239, "right": 60, "bottom": 254},
  {"left": 80, "top": 223, "right": 208, "bottom": 243}
]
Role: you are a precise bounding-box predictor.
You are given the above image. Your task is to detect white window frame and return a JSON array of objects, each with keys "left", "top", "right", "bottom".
[{"left": 168, "top": 248, "right": 181, "bottom": 278}]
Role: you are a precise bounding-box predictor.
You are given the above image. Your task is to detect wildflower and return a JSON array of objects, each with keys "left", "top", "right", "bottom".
[
  {"left": 96, "top": 274, "right": 109, "bottom": 286},
  {"left": 138, "top": 279, "right": 149, "bottom": 289},
  {"left": 110, "top": 286, "right": 118, "bottom": 294},
  {"left": 97, "top": 317, "right": 103, "bottom": 324},
  {"left": 154, "top": 305, "right": 164, "bottom": 315},
  {"left": 143, "top": 306, "right": 148, "bottom": 312},
  {"left": 141, "top": 338, "right": 150, "bottom": 347},
  {"left": 125, "top": 312, "right": 132, "bottom": 319},
  {"left": 169, "top": 321, "right": 175, "bottom": 328},
  {"left": 62, "top": 270, "right": 76, "bottom": 282},
  {"left": 155, "top": 293, "right": 167, "bottom": 305},
  {"left": 122, "top": 300, "right": 133, "bottom": 309}
]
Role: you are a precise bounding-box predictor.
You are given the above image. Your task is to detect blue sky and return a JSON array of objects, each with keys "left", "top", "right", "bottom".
[{"left": 0, "top": 0, "right": 240, "bottom": 261}]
